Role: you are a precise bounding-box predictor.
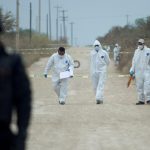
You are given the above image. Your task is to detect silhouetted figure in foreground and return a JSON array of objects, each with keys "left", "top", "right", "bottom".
[{"left": 0, "top": 17, "right": 32, "bottom": 150}]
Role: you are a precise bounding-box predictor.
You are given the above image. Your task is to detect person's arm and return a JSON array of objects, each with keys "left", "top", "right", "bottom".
[
  {"left": 113, "top": 48, "right": 115, "bottom": 53},
  {"left": 68, "top": 55, "right": 74, "bottom": 71},
  {"left": 67, "top": 55, "right": 74, "bottom": 77},
  {"left": 130, "top": 50, "right": 137, "bottom": 75},
  {"left": 105, "top": 52, "right": 110, "bottom": 66},
  {"left": 44, "top": 55, "right": 54, "bottom": 77}
]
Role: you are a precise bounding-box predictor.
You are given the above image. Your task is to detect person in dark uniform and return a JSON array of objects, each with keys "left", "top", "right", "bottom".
[{"left": 0, "top": 17, "right": 32, "bottom": 150}]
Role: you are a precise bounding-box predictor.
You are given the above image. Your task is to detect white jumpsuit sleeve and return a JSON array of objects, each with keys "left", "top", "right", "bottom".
[
  {"left": 105, "top": 52, "right": 110, "bottom": 66},
  {"left": 68, "top": 55, "right": 74, "bottom": 71},
  {"left": 130, "top": 50, "right": 137, "bottom": 73},
  {"left": 44, "top": 55, "right": 54, "bottom": 75}
]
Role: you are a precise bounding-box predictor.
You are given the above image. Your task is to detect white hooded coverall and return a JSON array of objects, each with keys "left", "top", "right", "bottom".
[
  {"left": 44, "top": 52, "right": 74, "bottom": 103},
  {"left": 113, "top": 44, "right": 120, "bottom": 64},
  {"left": 130, "top": 46, "right": 150, "bottom": 102},
  {"left": 107, "top": 46, "right": 111, "bottom": 54},
  {"left": 90, "top": 40, "right": 110, "bottom": 101}
]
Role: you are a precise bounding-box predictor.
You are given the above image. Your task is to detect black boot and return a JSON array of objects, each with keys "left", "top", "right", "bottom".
[
  {"left": 147, "top": 100, "right": 150, "bottom": 104},
  {"left": 59, "top": 101, "right": 65, "bottom": 105},
  {"left": 136, "top": 101, "right": 145, "bottom": 105},
  {"left": 96, "top": 100, "right": 103, "bottom": 104}
]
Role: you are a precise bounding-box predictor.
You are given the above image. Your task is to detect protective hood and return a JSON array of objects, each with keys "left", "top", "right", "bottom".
[
  {"left": 115, "top": 43, "right": 119, "bottom": 47},
  {"left": 93, "top": 40, "right": 102, "bottom": 49},
  {"left": 138, "top": 39, "right": 144, "bottom": 44}
]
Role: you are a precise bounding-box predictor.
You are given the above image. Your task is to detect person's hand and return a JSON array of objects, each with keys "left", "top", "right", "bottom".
[
  {"left": 44, "top": 74, "right": 47, "bottom": 78},
  {"left": 129, "top": 71, "right": 134, "bottom": 77}
]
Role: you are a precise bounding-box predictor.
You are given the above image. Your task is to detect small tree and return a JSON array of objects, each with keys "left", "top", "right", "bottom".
[{"left": 0, "top": 7, "right": 16, "bottom": 32}]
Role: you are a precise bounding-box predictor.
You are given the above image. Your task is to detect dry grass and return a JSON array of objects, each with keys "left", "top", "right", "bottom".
[
  {"left": 18, "top": 49, "right": 57, "bottom": 67},
  {"left": 118, "top": 53, "right": 134, "bottom": 74}
]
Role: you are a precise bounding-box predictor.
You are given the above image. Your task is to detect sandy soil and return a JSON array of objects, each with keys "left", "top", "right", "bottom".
[{"left": 27, "top": 47, "right": 150, "bottom": 150}]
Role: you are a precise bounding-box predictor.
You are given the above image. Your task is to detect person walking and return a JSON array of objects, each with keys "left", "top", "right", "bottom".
[
  {"left": 90, "top": 40, "right": 110, "bottom": 104},
  {"left": 113, "top": 43, "right": 120, "bottom": 65},
  {"left": 130, "top": 39, "right": 150, "bottom": 105},
  {"left": 44, "top": 47, "right": 74, "bottom": 105}
]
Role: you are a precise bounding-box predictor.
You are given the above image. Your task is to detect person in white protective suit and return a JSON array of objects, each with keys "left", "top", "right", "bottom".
[
  {"left": 107, "top": 45, "right": 111, "bottom": 55},
  {"left": 44, "top": 47, "right": 74, "bottom": 105},
  {"left": 90, "top": 40, "right": 110, "bottom": 104},
  {"left": 113, "top": 43, "right": 120, "bottom": 65},
  {"left": 130, "top": 39, "right": 150, "bottom": 105}
]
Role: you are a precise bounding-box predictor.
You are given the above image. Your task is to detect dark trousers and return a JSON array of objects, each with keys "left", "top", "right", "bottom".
[{"left": 0, "top": 126, "right": 25, "bottom": 150}]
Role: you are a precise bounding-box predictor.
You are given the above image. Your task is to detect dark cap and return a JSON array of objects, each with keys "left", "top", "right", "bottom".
[{"left": 58, "top": 47, "right": 65, "bottom": 52}]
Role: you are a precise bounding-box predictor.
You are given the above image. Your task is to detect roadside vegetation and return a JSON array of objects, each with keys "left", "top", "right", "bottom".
[
  {"left": 1, "top": 7, "right": 150, "bottom": 71},
  {"left": 98, "top": 16, "right": 150, "bottom": 73},
  {"left": 0, "top": 7, "right": 67, "bottom": 67}
]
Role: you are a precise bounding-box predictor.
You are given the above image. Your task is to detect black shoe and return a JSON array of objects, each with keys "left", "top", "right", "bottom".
[
  {"left": 147, "top": 100, "right": 150, "bottom": 104},
  {"left": 59, "top": 101, "right": 65, "bottom": 105},
  {"left": 136, "top": 101, "right": 145, "bottom": 105},
  {"left": 96, "top": 100, "right": 103, "bottom": 104}
]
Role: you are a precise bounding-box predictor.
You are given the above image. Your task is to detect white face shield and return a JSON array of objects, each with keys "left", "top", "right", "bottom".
[
  {"left": 138, "top": 42, "right": 144, "bottom": 50},
  {"left": 93, "top": 40, "right": 102, "bottom": 52},
  {"left": 94, "top": 45, "right": 100, "bottom": 52},
  {"left": 138, "top": 45, "right": 144, "bottom": 50}
]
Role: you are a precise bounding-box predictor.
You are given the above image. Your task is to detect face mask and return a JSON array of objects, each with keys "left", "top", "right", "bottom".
[
  {"left": 59, "top": 55, "right": 64, "bottom": 59},
  {"left": 138, "top": 45, "right": 144, "bottom": 50},
  {"left": 95, "top": 46, "right": 100, "bottom": 52}
]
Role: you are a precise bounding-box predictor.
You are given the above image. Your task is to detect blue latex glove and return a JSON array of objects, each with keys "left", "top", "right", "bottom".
[
  {"left": 129, "top": 71, "right": 134, "bottom": 77},
  {"left": 44, "top": 74, "right": 47, "bottom": 78}
]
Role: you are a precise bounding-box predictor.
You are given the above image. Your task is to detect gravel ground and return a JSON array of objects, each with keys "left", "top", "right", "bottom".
[{"left": 27, "top": 47, "right": 150, "bottom": 150}]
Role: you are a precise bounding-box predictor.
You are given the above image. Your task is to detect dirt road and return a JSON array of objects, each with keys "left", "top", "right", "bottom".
[{"left": 27, "top": 47, "right": 150, "bottom": 150}]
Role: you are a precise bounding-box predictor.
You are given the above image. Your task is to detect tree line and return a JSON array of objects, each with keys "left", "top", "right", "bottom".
[
  {"left": 97, "top": 16, "right": 150, "bottom": 73},
  {"left": 0, "top": 7, "right": 67, "bottom": 50}
]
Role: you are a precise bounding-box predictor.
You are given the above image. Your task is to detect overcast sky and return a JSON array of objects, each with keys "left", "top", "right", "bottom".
[{"left": 1, "top": 0, "right": 150, "bottom": 46}]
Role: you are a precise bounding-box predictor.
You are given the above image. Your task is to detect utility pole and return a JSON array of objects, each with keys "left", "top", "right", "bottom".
[
  {"left": 48, "top": 0, "right": 52, "bottom": 40},
  {"left": 16, "top": 0, "right": 19, "bottom": 50},
  {"left": 70, "top": 22, "right": 74, "bottom": 46},
  {"left": 55, "top": 5, "right": 61, "bottom": 43},
  {"left": 39, "top": 0, "right": 41, "bottom": 33},
  {"left": 60, "top": 23, "right": 62, "bottom": 41},
  {"left": 46, "top": 14, "right": 48, "bottom": 37},
  {"left": 29, "top": 2, "right": 32, "bottom": 45},
  {"left": 126, "top": 14, "right": 129, "bottom": 26},
  {"left": 36, "top": 16, "right": 38, "bottom": 32},
  {"left": 61, "top": 10, "right": 67, "bottom": 41}
]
